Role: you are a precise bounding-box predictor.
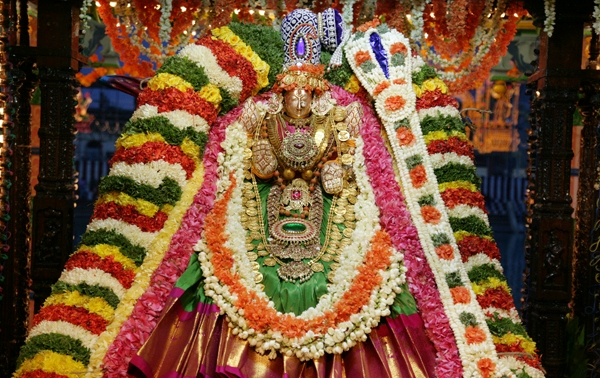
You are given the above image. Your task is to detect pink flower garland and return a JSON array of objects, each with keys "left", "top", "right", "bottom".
[
  {"left": 330, "top": 86, "right": 463, "bottom": 377},
  {"left": 100, "top": 106, "right": 243, "bottom": 377}
]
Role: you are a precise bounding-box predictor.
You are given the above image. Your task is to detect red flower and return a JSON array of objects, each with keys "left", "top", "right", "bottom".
[
  {"left": 110, "top": 142, "right": 196, "bottom": 179},
  {"left": 66, "top": 251, "right": 135, "bottom": 289},
  {"left": 355, "top": 50, "right": 372, "bottom": 66},
  {"left": 91, "top": 202, "right": 169, "bottom": 233},
  {"left": 456, "top": 235, "right": 501, "bottom": 262},
  {"left": 440, "top": 187, "right": 487, "bottom": 211},
  {"left": 197, "top": 37, "right": 258, "bottom": 101},
  {"left": 477, "top": 287, "right": 515, "bottom": 311},
  {"left": 409, "top": 165, "right": 427, "bottom": 188},
  {"left": 390, "top": 43, "right": 408, "bottom": 55},
  {"left": 373, "top": 81, "right": 390, "bottom": 96},
  {"left": 426, "top": 136, "right": 474, "bottom": 160},
  {"left": 421, "top": 205, "right": 442, "bottom": 224},
  {"left": 138, "top": 87, "right": 218, "bottom": 125},
  {"left": 416, "top": 88, "right": 458, "bottom": 110},
  {"left": 32, "top": 304, "right": 108, "bottom": 335}
]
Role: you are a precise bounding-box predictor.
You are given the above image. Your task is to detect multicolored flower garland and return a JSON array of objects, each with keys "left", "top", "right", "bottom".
[
  {"left": 412, "top": 63, "right": 544, "bottom": 377},
  {"left": 15, "top": 24, "right": 271, "bottom": 378},
  {"left": 194, "top": 111, "right": 408, "bottom": 360},
  {"left": 331, "top": 85, "right": 464, "bottom": 377},
  {"left": 346, "top": 25, "right": 500, "bottom": 378}
]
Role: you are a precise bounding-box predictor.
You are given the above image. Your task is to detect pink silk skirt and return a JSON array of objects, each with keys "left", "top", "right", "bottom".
[{"left": 129, "top": 294, "right": 437, "bottom": 378}]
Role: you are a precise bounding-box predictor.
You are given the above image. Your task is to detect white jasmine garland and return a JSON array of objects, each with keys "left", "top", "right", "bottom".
[
  {"left": 464, "top": 253, "right": 504, "bottom": 273},
  {"left": 132, "top": 105, "right": 210, "bottom": 134},
  {"left": 59, "top": 268, "right": 127, "bottom": 301},
  {"left": 79, "top": 0, "right": 94, "bottom": 35},
  {"left": 544, "top": 0, "right": 556, "bottom": 38},
  {"left": 418, "top": 105, "right": 460, "bottom": 120},
  {"left": 196, "top": 116, "right": 406, "bottom": 360},
  {"left": 87, "top": 218, "right": 158, "bottom": 251},
  {"left": 28, "top": 320, "right": 98, "bottom": 350},
  {"left": 482, "top": 306, "right": 520, "bottom": 321},
  {"left": 447, "top": 205, "right": 489, "bottom": 226},
  {"left": 374, "top": 84, "right": 416, "bottom": 123},
  {"left": 158, "top": 0, "right": 174, "bottom": 43},
  {"left": 109, "top": 161, "right": 189, "bottom": 190},
  {"left": 341, "top": 0, "right": 356, "bottom": 28},
  {"left": 498, "top": 356, "right": 546, "bottom": 378},
  {"left": 178, "top": 44, "right": 244, "bottom": 99},
  {"left": 594, "top": 0, "right": 600, "bottom": 36},
  {"left": 429, "top": 152, "right": 474, "bottom": 170},
  {"left": 409, "top": 0, "right": 425, "bottom": 45}
]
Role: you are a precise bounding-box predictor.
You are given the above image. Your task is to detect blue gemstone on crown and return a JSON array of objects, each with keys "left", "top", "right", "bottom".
[{"left": 297, "top": 37, "right": 306, "bottom": 57}]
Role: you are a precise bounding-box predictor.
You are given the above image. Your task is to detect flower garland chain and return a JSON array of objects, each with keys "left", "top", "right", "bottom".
[
  {"left": 196, "top": 107, "right": 408, "bottom": 360},
  {"left": 346, "top": 26, "right": 500, "bottom": 377},
  {"left": 544, "top": 0, "right": 556, "bottom": 37}
]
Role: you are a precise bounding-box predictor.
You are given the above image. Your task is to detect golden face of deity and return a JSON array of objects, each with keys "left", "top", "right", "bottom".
[{"left": 283, "top": 87, "right": 313, "bottom": 119}]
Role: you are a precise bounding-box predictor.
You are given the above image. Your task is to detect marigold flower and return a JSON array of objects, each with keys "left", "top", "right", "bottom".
[
  {"left": 421, "top": 205, "right": 442, "bottom": 224},
  {"left": 396, "top": 127, "right": 415, "bottom": 146},
  {"left": 384, "top": 95, "right": 406, "bottom": 112},
  {"left": 355, "top": 50, "right": 371, "bottom": 66},
  {"left": 477, "top": 358, "right": 496, "bottom": 378},
  {"left": 390, "top": 42, "right": 407, "bottom": 55},
  {"left": 435, "top": 244, "right": 454, "bottom": 260},
  {"left": 465, "top": 325, "right": 487, "bottom": 344},
  {"left": 449, "top": 286, "right": 470, "bottom": 304},
  {"left": 409, "top": 165, "right": 427, "bottom": 188}
]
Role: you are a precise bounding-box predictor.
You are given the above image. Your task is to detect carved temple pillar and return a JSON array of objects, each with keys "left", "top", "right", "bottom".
[
  {"left": 0, "top": 0, "right": 37, "bottom": 373},
  {"left": 30, "top": 0, "right": 81, "bottom": 307},
  {"left": 575, "top": 76, "right": 600, "bottom": 374},
  {"left": 524, "top": 6, "right": 586, "bottom": 376}
]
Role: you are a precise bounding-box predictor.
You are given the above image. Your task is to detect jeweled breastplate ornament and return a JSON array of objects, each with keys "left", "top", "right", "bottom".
[{"left": 244, "top": 92, "right": 359, "bottom": 282}]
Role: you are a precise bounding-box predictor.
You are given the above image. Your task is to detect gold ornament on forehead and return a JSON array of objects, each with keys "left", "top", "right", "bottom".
[{"left": 281, "top": 178, "right": 312, "bottom": 210}]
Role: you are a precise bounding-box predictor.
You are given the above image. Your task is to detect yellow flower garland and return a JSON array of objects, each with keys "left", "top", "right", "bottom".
[
  {"left": 180, "top": 138, "right": 202, "bottom": 167},
  {"left": 412, "top": 78, "right": 448, "bottom": 98},
  {"left": 86, "top": 163, "right": 206, "bottom": 377},
  {"left": 198, "top": 83, "right": 222, "bottom": 106},
  {"left": 471, "top": 277, "right": 511, "bottom": 295},
  {"left": 96, "top": 192, "right": 160, "bottom": 218},
  {"left": 438, "top": 180, "right": 479, "bottom": 193},
  {"left": 344, "top": 75, "right": 361, "bottom": 94},
  {"left": 454, "top": 230, "right": 494, "bottom": 242},
  {"left": 211, "top": 26, "right": 270, "bottom": 93},
  {"left": 423, "top": 130, "right": 468, "bottom": 144},
  {"left": 14, "top": 350, "right": 87, "bottom": 378},
  {"left": 492, "top": 334, "right": 537, "bottom": 355},
  {"left": 44, "top": 292, "right": 114, "bottom": 321},
  {"left": 148, "top": 73, "right": 194, "bottom": 92},
  {"left": 116, "top": 133, "right": 166, "bottom": 149}
]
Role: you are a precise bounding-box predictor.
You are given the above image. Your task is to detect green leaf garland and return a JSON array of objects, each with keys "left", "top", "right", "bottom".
[
  {"left": 449, "top": 215, "right": 493, "bottom": 237},
  {"left": 123, "top": 116, "right": 208, "bottom": 151},
  {"left": 79, "top": 229, "right": 147, "bottom": 267},
  {"left": 17, "top": 334, "right": 91, "bottom": 368},
  {"left": 98, "top": 176, "right": 182, "bottom": 208},
  {"left": 51, "top": 281, "right": 120, "bottom": 309},
  {"left": 227, "top": 22, "right": 284, "bottom": 91},
  {"left": 156, "top": 56, "right": 209, "bottom": 91}
]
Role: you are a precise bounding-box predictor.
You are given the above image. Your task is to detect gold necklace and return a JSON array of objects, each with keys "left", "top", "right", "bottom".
[
  {"left": 281, "top": 113, "right": 312, "bottom": 128},
  {"left": 266, "top": 112, "right": 333, "bottom": 173}
]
